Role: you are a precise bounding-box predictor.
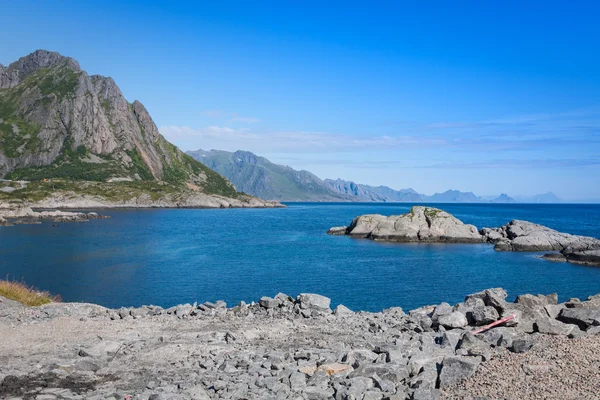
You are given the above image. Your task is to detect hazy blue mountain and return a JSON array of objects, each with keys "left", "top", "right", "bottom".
[
  {"left": 490, "top": 193, "right": 516, "bottom": 203},
  {"left": 187, "top": 149, "right": 348, "bottom": 201},
  {"left": 424, "top": 190, "right": 481, "bottom": 202},
  {"left": 187, "top": 148, "right": 560, "bottom": 204},
  {"left": 514, "top": 192, "right": 562, "bottom": 203},
  {"left": 323, "top": 178, "right": 423, "bottom": 202}
]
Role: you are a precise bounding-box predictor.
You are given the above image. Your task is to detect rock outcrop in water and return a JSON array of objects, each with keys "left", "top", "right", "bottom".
[
  {"left": 0, "top": 206, "right": 108, "bottom": 226},
  {"left": 1, "top": 288, "right": 599, "bottom": 399},
  {"left": 329, "top": 207, "right": 600, "bottom": 266},
  {"left": 338, "top": 206, "right": 484, "bottom": 243}
]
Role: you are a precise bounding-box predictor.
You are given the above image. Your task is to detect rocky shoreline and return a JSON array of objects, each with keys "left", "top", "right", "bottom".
[
  {"left": 1, "top": 288, "right": 599, "bottom": 400},
  {"left": 328, "top": 206, "right": 600, "bottom": 266},
  {"left": 0, "top": 207, "right": 109, "bottom": 226}
]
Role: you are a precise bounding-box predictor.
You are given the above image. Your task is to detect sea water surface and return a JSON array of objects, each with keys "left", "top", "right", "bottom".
[{"left": 1, "top": 203, "right": 599, "bottom": 312}]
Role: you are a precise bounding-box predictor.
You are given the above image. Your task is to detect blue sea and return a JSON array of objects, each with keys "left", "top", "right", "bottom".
[{"left": 1, "top": 203, "right": 599, "bottom": 312}]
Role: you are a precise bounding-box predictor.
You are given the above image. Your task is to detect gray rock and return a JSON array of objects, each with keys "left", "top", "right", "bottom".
[
  {"left": 565, "top": 249, "right": 600, "bottom": 266},
  {"left": 326, "top": 226, "right": 347, "bottom": 235},
  {"left": 333, "top": 304, "right": 354, "bottom": 316},
  {"left": 534, "top": 318, "right": 576, "bottom": 336},
  {"left": 541, "top": 253, "right": 567, "bottom": 262},
  {"left": 297, "top": 294, "right": 331, "bottom": 312},
  {"left": 349, "top": 363, "right": 409, "bottom": 384},
  {"left": 468, "top": 306, "right": 499, "bottom": 326},
  {"left": 510, "top": 338, "right": 535, "bottom": 353},
  {"left": 544, "top": 304, "right": 566, "bottom": 319},
  {"left": 411, "top": 388, "right": 441, "bottom": 400},
  {"left": 437, "top": 312, "right": 468, "bottom": 329},
  {"left": 491, "top": 220, "right": 600, "bottom": 252},
  {"left": 438, "top": 356, "right": 479, "bottom": 388},
  {"left": 557, "top": 308, "right": 600, "bottom": 330},
  {"left": 516, "top": 293, "right": 558, "bottom": 308},
  {"left": 259, "top": 297, "right": 280, "bottom": 309},
  {"left": 341, "top": 207, "right": 484, "bottom": 243}
]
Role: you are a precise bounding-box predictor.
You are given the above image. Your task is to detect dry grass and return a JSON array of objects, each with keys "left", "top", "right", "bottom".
[{"left": 0, "top": 278, "right": 61, "bottom": 306}]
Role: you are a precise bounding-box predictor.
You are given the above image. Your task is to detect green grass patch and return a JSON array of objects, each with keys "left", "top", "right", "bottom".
[{"left": 0, "top": 277, "right": 61, "bottom": 306}]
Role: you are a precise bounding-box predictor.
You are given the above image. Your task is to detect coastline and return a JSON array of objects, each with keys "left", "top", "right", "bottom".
[{"left": 2, "top": 288, "right": 599, "bottom": 400}]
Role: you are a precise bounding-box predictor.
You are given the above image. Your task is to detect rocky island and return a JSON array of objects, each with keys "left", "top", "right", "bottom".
[
  {"left": 1, "top": 288, "right": 599, "bottom": 400},
  {"left": 328, "top": 206, "right": 600, "bottom": 266}
]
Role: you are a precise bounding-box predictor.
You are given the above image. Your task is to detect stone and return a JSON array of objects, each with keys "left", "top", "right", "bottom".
[
  {"left": 510, "top": 338, "right": 535, "bottom": 353},
  {"left": 457, "top": 332, "right": 491, "bottom": 361},
  {"left": 184, "top": 384, "right": 211, "bottom": 399},
  {"left": 349, "top": 363, "right": 410, "bottom": 384},
  {"left": 333, "top": 304, "right": 354, "bottom": 316},
  {"left": 437, "top": 312, "right": 468, "bottom": 329},
  {"left": 259, "top": 297, "right": 280, "bottom": 309},
  {"left": 411, "top": 388, "right": 441, "bottom": 400},
  {"left": 535, "top": 318, "right": 576, "bottom": 336},
  {"left": 438, "top": 356, "right": 479, "bottom": 388},
  {"left": 557, "top": 308, "right": 600, "bottom": 330},
  {"left": 289, "top": 371, "right": 306, "bottom": 391},
  {"left": 297, "top": 293, "right": 331, "bottom": 312},
  {"left": 80, "top": 340, "right": 122, "bottom": 358},
  {"left": 468, "top": 306, "right": 499, "bottom": 326},
  {"left": 544, "top": 304, "right": 566, "bottom": 319}
]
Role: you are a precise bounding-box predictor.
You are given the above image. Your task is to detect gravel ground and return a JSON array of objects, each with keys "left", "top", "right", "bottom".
[{"left": 442, "top": 334, "right": 600, "bottom": 400}]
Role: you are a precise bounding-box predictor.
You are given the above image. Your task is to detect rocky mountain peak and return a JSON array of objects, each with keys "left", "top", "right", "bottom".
[
  {"left": 0, "top": 49, "right": 80, "bottom": 89},
  {"left": 0, "top": 50, "right": 239, "bottom": 199}
]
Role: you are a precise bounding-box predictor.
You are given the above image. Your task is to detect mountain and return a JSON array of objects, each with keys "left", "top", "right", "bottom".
[
  {"left": 187, "top": 149, "right": 348, "bottom": 201},
  {"left": 490, "top": 193, "right": 516, "bottom": 203},
  {"left": 424, "top": 190, "right": 481, "bottom": 202},
  {"left": 323, "top": 178, "right": 423, "bottom": 202},
  {"left": 0, "top": 50, "right": 271, "bottom": 207},
  {"left": 514, "top": 192, "right": 562, "bottom": 204}
]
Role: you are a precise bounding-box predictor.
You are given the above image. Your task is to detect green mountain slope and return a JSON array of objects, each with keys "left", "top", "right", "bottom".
[
  {"left": 0, "top": 50, "right": 265, "bottom": 207},
  {"left": 187, "top": 149, "right": 349, "bottom": 201}
]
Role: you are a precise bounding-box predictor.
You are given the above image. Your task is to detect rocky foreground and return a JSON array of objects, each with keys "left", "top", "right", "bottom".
[
  {"left": 2, "top": 289, "right": 600, "bottom": 400},
  {"left": 328, "top": 206, "right": 600, "bottom": 266}
]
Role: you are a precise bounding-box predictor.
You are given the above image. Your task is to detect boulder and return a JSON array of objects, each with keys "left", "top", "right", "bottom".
[
  {"left": 438, "top": 356, "right": 479, "bottom": 388},
  {"left": 259, "top": 296, "right": 280, "bottom": 309},
  {"left": 557, "top": 308, "right": 600, "bottom": 330},
  {"left": 534, "top": 317, "right": 576, "bottom": 336},
  {"left": 465, "top": 288, "right": 508, "bottom": 313},
  {"left": 510, "top": 338, "right": 535, "bottom": 353},
  {"left": 468, "top": 306, "right": 499, "bottom": 326},
  {"left": 437, "top": 312, "right": 468, "bottom": 329},
  {"left": 516, "top": 293, "right": 558, "bottom": 308},
  {"left": 333, "top": 304, "right": 354, "bottom": 316},
  {"left": 349, "top": 363, "right": 410, "bottom": 384},
  {"left": 297, "top": 293, "right": 331, "bottom": 312},
  {"left": 492, "top": 220, "right": 600, "bottom": 252}
]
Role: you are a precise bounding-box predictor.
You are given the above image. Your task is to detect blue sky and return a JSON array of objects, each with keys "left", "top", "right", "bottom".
[{"left": 1, "top": 1, "right": 599, "bottom": 200}]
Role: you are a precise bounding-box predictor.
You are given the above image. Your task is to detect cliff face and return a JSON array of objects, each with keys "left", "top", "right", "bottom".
[{"left": 0, "top": 50, "right": 236, "bottom": 198}]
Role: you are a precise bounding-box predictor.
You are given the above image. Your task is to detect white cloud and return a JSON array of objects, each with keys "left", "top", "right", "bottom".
[{"left": 160, "top": 125, "right": 449, "bottom": 153}]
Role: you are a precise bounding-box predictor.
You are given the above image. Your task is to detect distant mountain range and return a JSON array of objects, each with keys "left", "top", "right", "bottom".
[{"left": 188, "top": 149, "right": 561, "bottom": 203}]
